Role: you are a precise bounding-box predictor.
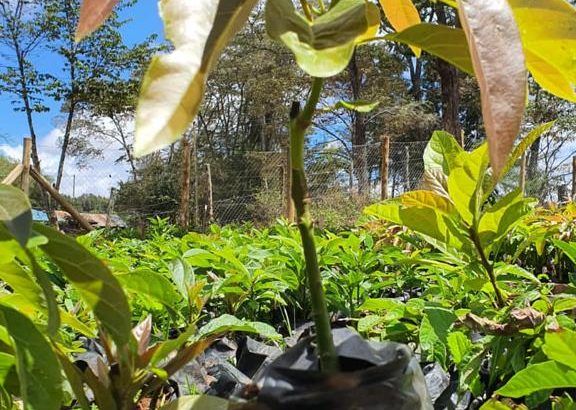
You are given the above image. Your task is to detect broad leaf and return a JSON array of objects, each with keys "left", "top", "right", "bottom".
[
  {"left": 400, "top": 190, "right": 455, "bottom": 215},
  {"left": 75, "top": 0, "right": 120, "bottom": 41},
  {"left": 117, "top": 270, "right": 182, "bottom": 309},
  {"left": 36, "top": 225, "right": 131, "bottom": 347},
  {"left": 423, "top": 131, "right": 463, "bottom": 175},
  {"left": 379, "top": 0, "right": 421, "bottom": 56},
  {"left": 447, "top": 331, "right": 471, "bottom": 365},
  {"left": 497, "top": 361, "right": 576, "bottom": 398},
  {"left": 543, "top": 329, "right": 576, "bottom": 371},
  {"left": 0, "top": 353, "right": 15, "bottom": 386},
  {"left": 457, "top": 0, "right": 527, "bottom": 177},
  {"left": 0, "top": 306, "right": 63, "bottom": 410},
  {"left": 135, "top": 0, "right": 258, "bottom": 156},
  {"left": 0, "top": 185, "right": 32, "bottom": 248},
  {"left": 447, "top": 144, "right": 489, "bottom": 225},
  {"left": 553, "top": 241, "right": 576, "bottom": 265},
  {"left": 334, "top": 100, "right": 380, "bottom": 112},
  {"left": 479, "top": 400, "right": 513, "bottom": 410},
  {"left": 196, "top": 314, "right": 280, "bottom": 341},
  {"left": 266, "top": 0, "right": 380, "bottom": 77},
  {"left": 425, "top": 307, "right": 457, "bottom": 343},
  {"left": 159, "top": 395, "right": 229, "bottom": 410},
  {"left": 508, "top": 0, "right": 576, "bottom": 102},
  {"left": 386, "top": 24, "right": 473, "bottom": 75},
  {"left": 478, "top": 189, "right": 535, "bottom": 248}
]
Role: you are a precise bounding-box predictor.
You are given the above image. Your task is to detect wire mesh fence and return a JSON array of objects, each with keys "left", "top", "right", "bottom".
[{"left": 2, "top": 137, "right": 576, "bottom": 230}]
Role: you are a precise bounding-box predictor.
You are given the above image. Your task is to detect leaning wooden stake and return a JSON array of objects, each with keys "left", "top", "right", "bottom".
[
  {"left": 30, "top": 167, "right": 93, "bottom": 232},
  {"left": 106, "top": 188, "right": 117, "bottom": 228},
  {"left": 2, "top": 165, "right": 23, "bottom": 185},
  {"left": 381, "top": 135, "right": 390, "bottom": 200},
  {"left": 20, "top": 138, "right": 32, "bottom": 195}
]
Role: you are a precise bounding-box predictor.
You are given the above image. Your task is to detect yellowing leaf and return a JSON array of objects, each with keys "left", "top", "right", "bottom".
[
  {"left": 508, "top": 0, "right": 576, "bottom": 102},
  {"left": 75, "top": 0, "right": 120, "bottom": 42},
  {"left": 379, "top": 0, "right": 422, "bottom": 56},
  {"left": 266, "top": 0, "right": 380, "bottom": 77},
  {"left": 457, "top": 0, "right": 527, "bottom": 178},
  {"left": 134, "top": 0, "right": 258, "bottom": 156},
  {"left": 386, "top": 24, "right": 473, "bottom": 75}
]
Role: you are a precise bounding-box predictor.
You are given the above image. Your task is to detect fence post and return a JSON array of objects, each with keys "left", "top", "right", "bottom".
[
  {"left": 519, "top": 154, "right": 527, "bottom": 195},
  {"left": 178, "top": 135, "right": 192, "bottom": 229},
  {"left": 404, "top": 145, "right": 410, "bottom": 192},
  {"left": 381, "top": 135, "right": 390, "bottom": 200},
  {"left": 20, "top": 138, "right": 32, "bottom": 195},
  {"left": 284, "top": 147, "right": 295, "bottom": 222},
  {"left": 106, "top": 187, "right": 117, "bottom": 228},
  {"left": 206, "top": 163, "right": 214, "bottom": 223}
]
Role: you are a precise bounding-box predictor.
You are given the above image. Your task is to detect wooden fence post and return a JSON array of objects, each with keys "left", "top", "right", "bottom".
[
  {"left": 20, "top": 138, "right": 31, "bottom": 195},
  {"left": 106, "top": 188, "right": 117, "bottom": 228},
  {"left": 381, "top": 135, "right": 390, "bottom": 200},
  {"left": 206, "top": 163, "right": 214, "bottom": 223},
  {"left": 519, "top": 154, "right": 527, "bottom": 195},
  {"left": 178, "top": 135, "right": 192, "bottom": 229},
  {"left": 404, "top": 146, "right": 410, "bottom": 192}
]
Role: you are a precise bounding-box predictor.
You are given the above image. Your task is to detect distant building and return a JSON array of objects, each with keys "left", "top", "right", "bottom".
[{"left": 53, "top": 210, "right": 126, "bottom": 230}]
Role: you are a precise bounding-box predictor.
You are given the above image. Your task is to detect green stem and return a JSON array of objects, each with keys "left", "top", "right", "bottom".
[
  {"left": 299, "top": 0, "right": 313, "bottom": 20},
  {"left": 470, "top": 229, "right": 506, "bottom": 308},
  {"left": 290, "top": 78, "right": 339, "bottom": 373}
]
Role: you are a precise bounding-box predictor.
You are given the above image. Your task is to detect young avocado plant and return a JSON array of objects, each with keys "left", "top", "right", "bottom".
[{"left": 75, "top": 0, "right": 576, "bottom": 378}]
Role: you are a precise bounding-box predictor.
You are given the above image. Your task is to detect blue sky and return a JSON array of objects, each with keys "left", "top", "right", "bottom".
[{"left": 0, "top": 0, "right": 164, "bottom": 146}]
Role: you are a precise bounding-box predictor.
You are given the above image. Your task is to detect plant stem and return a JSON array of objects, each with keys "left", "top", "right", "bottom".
[
  {"left": 470, "top": 229, "right": 505, "bottom": 308},
  {"left": 299, "top": 0, "right": 313, "bottom": 20},
  {"left": 290, "top": 78, "right": 339, "bottom": 373}
]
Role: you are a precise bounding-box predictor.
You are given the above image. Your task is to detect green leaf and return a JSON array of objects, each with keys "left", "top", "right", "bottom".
[
  {"left": 447, "top": 144, "right": 489, "bottom": 224},
  {"left": 266, "top": 0, "right": 380, "bottom": 77},
  {"left": 497, "top": 361, "right": 576, "bottom": 398},
  {"left": 457, "top": 0, "right": 527, "bottom": 177},
  {"left": 159, "top": 395, "right": 229, "bottom": 410},
  {"left": 118, "top": 269, "right": 182, "bottom": 309},
  {"left": 447, "top": 331, "right": 471, "bottom": 365},
  {"left": 479, "top": 399, "right": 513, "bottom": 410},
  {"left": 553, "top": 241, "right": 576, "bottom": 265},
  {"left": 0, "top": 185, "right": 32, "bottom": 248},
  {"left": 386, "top": 24, "right": 473, "bottom": 75},
  {"left": 134, "top": 0, "right": 258, "bottom": 156},
  {"left": 508, "top": 0, "right": 576, "bottom": 102},
  {"left": 0, "top": 353, "right": 15, "bottom": 386},
  {"left": 494, "top": 263, "right": 540, "bottom": 284},
  {"left": 334, "top": 100, "right": 379, "bottom": 112},
  {"left": 170, "top": 257, "right": 196, "bottom": 300},
  {"left": 425, "top": 307, "right": 457, "bottom": 343},
  {"left": 423, "top": 131, "right": 464, "bottom": 176},
  {"left": 554, "top": 296, "right": 576, "bottom": 313},
  {"left": 35, "top": 225, "right": 131, "bottom": 347},
  {"left": 0, "top": 306, "right": 63, "bottom": 410},
  {"left": 379, "top": 0, "right": 421, "bottom": 56},
  {"left": 478, "top": 189, "right": 535, "bottom": 248},
  {"left": 196, "top": 314, "right": 280, "bottom": 341},
  {"left": 543, "top": 329, "right": 576, "bottom": 370},
  {"left": 400, "top": 190, "right": 456, "bottom": 215}
]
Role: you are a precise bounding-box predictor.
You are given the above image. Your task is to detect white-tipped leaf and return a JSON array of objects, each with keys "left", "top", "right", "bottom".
[
  {"left": 457, "top": 0, "right": 527, "bottom": 178},
  {"left": 134, "top": 0, "right": 258, "bottom": 157}
]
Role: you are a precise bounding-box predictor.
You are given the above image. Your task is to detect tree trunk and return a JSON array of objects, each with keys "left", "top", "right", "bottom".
[
  {"left": 55, "top": 102, "right": 76, "bottom": 191},
  {"left": 436, "top": 5, "right": 462, "bottom": 141},
  {"left": 347, "top": 51, "right": 369, "bottom": 196}
]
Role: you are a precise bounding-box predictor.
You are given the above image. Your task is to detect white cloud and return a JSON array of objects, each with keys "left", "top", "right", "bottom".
[{"left": 1, "top": 122, "right": 133, "bottom": 198}]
